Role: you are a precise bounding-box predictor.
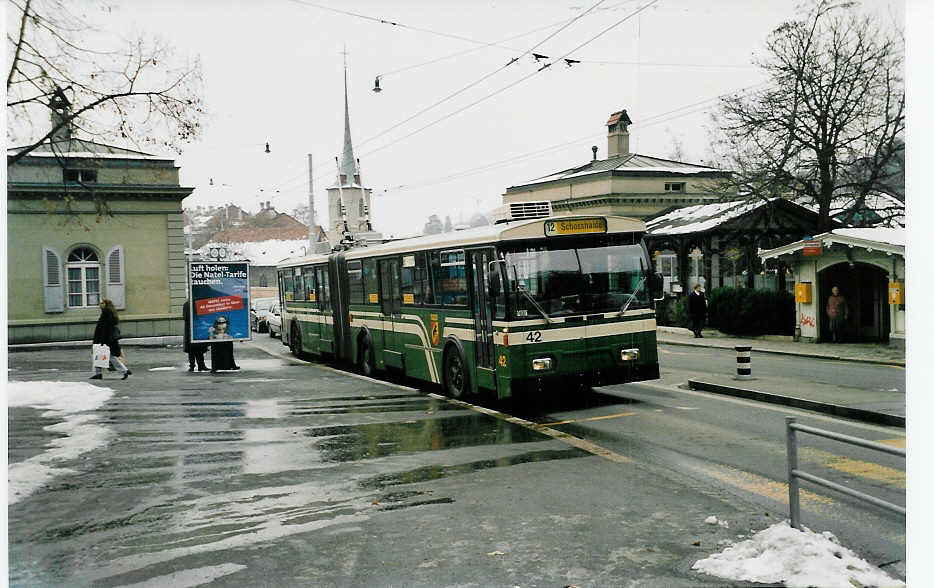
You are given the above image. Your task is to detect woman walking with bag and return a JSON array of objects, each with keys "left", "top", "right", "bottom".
[{"left": 90, "top": 299, "right": 132, "bottom": 380}]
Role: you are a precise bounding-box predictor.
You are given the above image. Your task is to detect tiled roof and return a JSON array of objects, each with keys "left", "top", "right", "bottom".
[{"left": 209, "top": 226, "right": 311, "bottom": 243}]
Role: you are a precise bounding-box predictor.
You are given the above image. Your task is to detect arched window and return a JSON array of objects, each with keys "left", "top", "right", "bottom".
[{"left": 66, "top": 247, "right": 101, "bottom": 307}]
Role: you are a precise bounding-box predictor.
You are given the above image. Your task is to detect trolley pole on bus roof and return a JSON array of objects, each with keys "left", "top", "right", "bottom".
[{"left": 334, "top": 155, "right": 354, "bottom": 250}]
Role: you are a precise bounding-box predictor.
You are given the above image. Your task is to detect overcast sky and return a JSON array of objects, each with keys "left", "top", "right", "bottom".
[{"left": 82, "top": 0, "right": 906, "bottom": 237}]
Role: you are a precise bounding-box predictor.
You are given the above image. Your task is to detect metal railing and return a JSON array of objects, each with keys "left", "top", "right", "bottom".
[{"left": 785, "top": 416, "right": 905, "bottom": 529}]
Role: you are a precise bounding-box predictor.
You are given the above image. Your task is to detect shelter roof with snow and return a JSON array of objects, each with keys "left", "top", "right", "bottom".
[{"left": 759, "top": 228, "right": 904, "bottom": 261}]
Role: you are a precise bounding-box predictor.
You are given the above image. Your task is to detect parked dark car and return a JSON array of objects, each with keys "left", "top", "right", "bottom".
[{"left": 250, "top": 297, "right": 277, "bottom": 332}]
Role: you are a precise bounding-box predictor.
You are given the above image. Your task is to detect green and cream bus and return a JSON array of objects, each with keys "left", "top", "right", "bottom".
[{"left": 276, "top": 213, "right": 662, "bottom": 400}]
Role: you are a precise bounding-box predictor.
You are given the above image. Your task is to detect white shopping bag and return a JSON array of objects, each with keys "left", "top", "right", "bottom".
[{"left": 92, "top": 343, "right": 111, "bottom": 368}]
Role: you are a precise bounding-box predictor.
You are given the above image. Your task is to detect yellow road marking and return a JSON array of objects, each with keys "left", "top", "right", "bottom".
[
  {"left": 543, "top": 412, "right": 637, "bottom": 426},
  {"left": 802, "top": 447, "right": 905, "bottom": 489},
  {"left": 433, "top": 394, "right": 631, "bottom": 463},
  {"left": 693, "top": 463, "right": 833, "bottom": 508},
  {"left": 876, "top": 437, "right": 906, "bottom": 448}
]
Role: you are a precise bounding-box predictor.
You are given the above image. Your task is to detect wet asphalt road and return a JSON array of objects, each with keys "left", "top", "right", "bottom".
[{"left": 7, "top": 337, "right": 905, "bottom": 586}]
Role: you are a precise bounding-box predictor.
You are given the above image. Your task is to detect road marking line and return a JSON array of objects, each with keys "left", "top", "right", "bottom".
[
  {"left": 675, "top": 406, "right": 699, "bottom": 411},
  {"left": 876, "top": 437, "right": 906, "bottom": 448},
  {"left": 691, "top": 462, "right": 833, "bottom": 508},
  {"left": 542, "top": 412, "right": 637, "bottom": 426},
  {"left": 431, "top": 394, "right": 631, "bottom": 464},
  {"left": 627, "top": 380, "right": 904, "bottom": 435},
  {"left": 801, "top": 448, "right": 905, "bottom": 489}
]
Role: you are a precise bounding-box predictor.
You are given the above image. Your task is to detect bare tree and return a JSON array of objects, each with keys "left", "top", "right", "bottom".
[
  {"left": 6, "top": 0, "right": 205, "bottom": 167},
  {"left": 711, "top": 1, "right": 904, "bottom": 231}
]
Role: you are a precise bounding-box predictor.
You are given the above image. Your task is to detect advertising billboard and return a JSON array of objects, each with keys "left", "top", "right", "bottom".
[{"left": 189, "top": 261, "right": 251, "bottom": 343}]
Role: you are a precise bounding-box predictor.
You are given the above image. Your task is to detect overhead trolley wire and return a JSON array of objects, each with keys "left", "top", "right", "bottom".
[
  {"left": 355, "top": 0, "right": 609, "bottom": 150},
  {"left": 357, "top": 0, "right": 661, "bottom": 161}
]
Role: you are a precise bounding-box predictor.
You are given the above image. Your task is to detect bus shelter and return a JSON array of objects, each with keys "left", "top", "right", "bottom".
[{"left": 758, "top": 228, "right": 905, "bottom": 346}]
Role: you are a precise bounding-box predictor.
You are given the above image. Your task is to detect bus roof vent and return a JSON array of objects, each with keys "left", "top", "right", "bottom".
[{"left": 492, "top": 201, "right": 553, "bottom": 223}]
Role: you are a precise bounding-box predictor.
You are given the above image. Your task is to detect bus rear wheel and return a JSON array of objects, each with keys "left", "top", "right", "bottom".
[
  {"left": 358, "top": 336, "right": 375, "bottom": 377},
  {"left": 443, "top": 347, "right": 469, "bottom": 399},
  {"left": 290, "top": 324, "right": 303, "bottom": 358}
]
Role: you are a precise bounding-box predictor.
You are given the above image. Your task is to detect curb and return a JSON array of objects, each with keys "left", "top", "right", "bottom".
[
  {"left": 10, "top": 336, "right": 184, "bottom": 352},
  {"left": 687, "top": 379, "right": 905, "bottom": 428},
  {"left": 658, "top": 338, "right": 905, "bottom": 368}
]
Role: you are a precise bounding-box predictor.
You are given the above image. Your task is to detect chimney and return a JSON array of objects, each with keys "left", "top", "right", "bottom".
[
  {"left": 606, "top": 109, "right": 633, "bottom": 158},
  {"left": 48, "top": 87, "right": 72, "bottom": 142}
]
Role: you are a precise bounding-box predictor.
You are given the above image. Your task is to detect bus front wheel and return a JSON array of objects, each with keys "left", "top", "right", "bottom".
[{"left": 443, "top": 346, "right": 470, "bottom": 399}]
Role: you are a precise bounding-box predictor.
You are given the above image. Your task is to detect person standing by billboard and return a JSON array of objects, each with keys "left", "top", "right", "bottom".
[{"left": 183, "top": 300, "right": 208, "bottom": 372}]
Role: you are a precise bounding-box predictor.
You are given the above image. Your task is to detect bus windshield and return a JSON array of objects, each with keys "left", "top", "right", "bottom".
[{"left": 503, "top": 242, "right": 649, "bottom": 318}]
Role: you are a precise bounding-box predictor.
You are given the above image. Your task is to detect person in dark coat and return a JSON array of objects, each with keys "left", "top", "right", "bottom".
[
  {"left": 91, "top": 298, "right": 131, "bottom": 379},
  {"left": 687, "top": 283, "right": 707, "bottom": 338},
  {"left": 183, "top": 300, "right": 208, "bottom": 372},
  {"left": 209, "top": 316, "right": 240, "bottom": 372}
]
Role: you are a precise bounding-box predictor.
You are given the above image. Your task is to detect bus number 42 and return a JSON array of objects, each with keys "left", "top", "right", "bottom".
[{"left": 526, "top": 331, "right": 542, "bottom": 343}]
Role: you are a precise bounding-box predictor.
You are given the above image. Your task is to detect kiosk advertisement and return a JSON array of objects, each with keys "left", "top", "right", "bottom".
[{"left": 189, "top": 261, "right": 251, "bottom": 343}]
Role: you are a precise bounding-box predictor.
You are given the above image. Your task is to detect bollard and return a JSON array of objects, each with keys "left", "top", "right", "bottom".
[{"left": 734, "top": 345, "right": 752, "bottom": 380}]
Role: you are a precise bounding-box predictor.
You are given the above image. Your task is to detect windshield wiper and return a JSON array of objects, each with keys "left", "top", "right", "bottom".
[
  {"left": 621, "top": 276, "right": 647, "bottom": 314},
  {"left": 517, "top": 285, "right": 554, "bottom": 324}
]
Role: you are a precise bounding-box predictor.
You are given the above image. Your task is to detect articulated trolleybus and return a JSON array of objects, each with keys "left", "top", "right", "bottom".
[{"left": 277, "top": 207, "right": 662, "bottom": 400}]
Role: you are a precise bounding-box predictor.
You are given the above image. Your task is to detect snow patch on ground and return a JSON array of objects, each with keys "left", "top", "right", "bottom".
[
  {"left": 148, "top": 366, "right": 177, "bottom": 371},
  {"left": 692, "top": 520, "right": 904, "bottom": 587},
  {"left": 7, "top": 381, "right": 116, "bottom": 504},
  {"left": 115, "top": 563, "right": 247, "bottom": 587},
  {"left": 704, "top": 515, "right": 729, "bottom": 528}
]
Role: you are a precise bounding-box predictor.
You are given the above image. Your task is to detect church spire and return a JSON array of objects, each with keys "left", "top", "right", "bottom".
[{"left": 339, "top": 51, "right": 360, "bottom": 186}]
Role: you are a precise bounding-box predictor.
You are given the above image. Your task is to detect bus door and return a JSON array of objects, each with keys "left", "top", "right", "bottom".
[
  {"left": 378, "top": 258, "right": 403, "bottom": 368},
  {"left": 469, "top": 249, "right": 496, "bottom": 387}
]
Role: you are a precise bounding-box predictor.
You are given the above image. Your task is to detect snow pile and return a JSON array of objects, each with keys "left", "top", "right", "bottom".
[
  {"left": 704, "top": 515, "right": 729, "bottom": 528},
  {"left": 8, "top": 381, "right": 116, "bottom": 504},
  {"left": 693, "top": 520, "right": 904, "bottom": 588}
]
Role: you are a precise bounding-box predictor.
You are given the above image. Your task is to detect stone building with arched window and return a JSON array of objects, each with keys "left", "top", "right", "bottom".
[{"left": 7, "top": 135, "right": 193, "bottom": 344}]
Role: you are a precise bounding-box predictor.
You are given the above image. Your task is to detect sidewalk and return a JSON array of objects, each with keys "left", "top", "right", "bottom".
[
  {"left": 657, "top": 326, "right": 905, "bottom": 367},
  {"left": 657, "top": 326, "right": 906, "bottom": 428}
]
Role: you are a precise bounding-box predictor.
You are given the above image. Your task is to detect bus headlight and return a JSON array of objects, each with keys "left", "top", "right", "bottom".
[
  {"left": 620, "top": 348, "right": 640, "bottom": 361},
  {"left": 531, "top": 357, "right": 553, "bottom": 371}
]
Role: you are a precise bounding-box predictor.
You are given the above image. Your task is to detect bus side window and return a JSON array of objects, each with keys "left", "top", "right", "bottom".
[
  {"left": 283, "top": 274, "right": 295, "bottom": 301},
  {"left": 316, "top": 266, "right": 330, "bottom": 310},
  {"left": 416, "top": 252, "right": 432, "bottom": 305},
  {"left": 363, "top": 259, "right": 378, "bottom": 303},
  {"left": 293, "top": 268, "right": 305, "bottom": 302},
  {"left": 348, "top": 260, "right": 364, "bottom": 304},
  {"left": 429, "top": 251, "right": 442, "bottom": 305},
  {"left": 439, "top": 249, "right": 467, "bottom": 307},
  {"left": 303, "top": 267, "right": 316, "bottom": 302},
  {"left": 401, "top": 254, "right": 418, "bottom": 305}
]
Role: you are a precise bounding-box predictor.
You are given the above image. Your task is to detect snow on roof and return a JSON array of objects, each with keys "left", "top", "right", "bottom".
[
  {"left": 514, "top": 153, "right": 724, "bottom": 187},
  {"left": 832, "top": 227, "right": 904, "bottom": 247},
  {"left": 693, "top": 520, "right": 904, "bottom": 587},
  {"left": 759, "top": 226, "right": 905, "bottom": 260},
  {"left": 202, "top": 239, "right": 313, "bottom": 266},
  {"left": 8, "top": 138, "right": 165, "bottom": 160},
  {"left": 646, "top": 199, "right": 767, "bottom": 235}
]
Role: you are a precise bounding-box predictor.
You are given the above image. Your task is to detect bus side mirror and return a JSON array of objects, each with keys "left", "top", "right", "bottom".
[
  {"left": 489, "top": 272, "right": 502, "bottom": 298},
  {"left": 650, "top": 272, "right": 665, "bottom": 302}
]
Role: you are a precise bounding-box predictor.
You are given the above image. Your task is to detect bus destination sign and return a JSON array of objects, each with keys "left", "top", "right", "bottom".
[{"left": 544, "top": 218, "right": 607, "bottom": 237}]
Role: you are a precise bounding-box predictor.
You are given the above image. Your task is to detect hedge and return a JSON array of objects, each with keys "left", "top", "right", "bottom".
[{"left": 707, "top": 287, "right": 795, "bottom": 336}]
